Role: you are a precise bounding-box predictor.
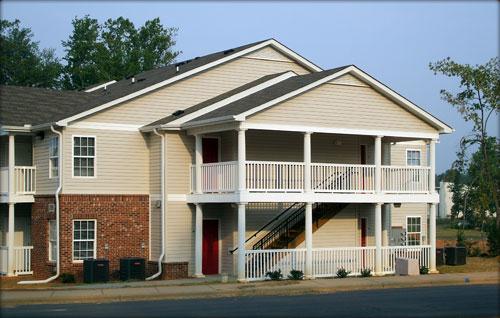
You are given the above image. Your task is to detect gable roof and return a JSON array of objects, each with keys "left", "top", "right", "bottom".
[
  {"left": 142, "top": 71, "right": 296, "bottom": 130},
  {"left": 0, "top": 85, "right": 95, "bottom": 128},
  {"left": 174, "top": 66, "right": 453, "bottom": 134},
  {"left": 1, "top": 39, "right": 321, "bottom": 130}
]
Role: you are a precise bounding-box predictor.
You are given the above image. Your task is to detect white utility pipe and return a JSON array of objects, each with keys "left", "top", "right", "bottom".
[
  {"left": 146, "top": 129, "right": 166, "bottom": 280},
  {"left": 19, "top": 125, "right": 62, "bottom": 284}
]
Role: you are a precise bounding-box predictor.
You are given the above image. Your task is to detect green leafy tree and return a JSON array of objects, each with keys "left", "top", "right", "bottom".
[
  {"left": 0, "top": 19, "right": 62, "bottom": 88},
  {"left": 430, "top": 57, "right": 500, "bottom": 229},
  {"left": 62, "top": 16, "right": 179, "bottom": 90}
]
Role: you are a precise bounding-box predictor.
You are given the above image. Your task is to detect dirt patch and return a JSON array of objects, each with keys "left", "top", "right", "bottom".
[{"left": 438, "top": 256, "right": 499, "bottom": 274}]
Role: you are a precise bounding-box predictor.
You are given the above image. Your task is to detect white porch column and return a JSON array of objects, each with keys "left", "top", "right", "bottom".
[
  {"left": 382, "top": 204, "right": 391, "bottom": 246},
  {"left": 304, "top": 202, "right": 313, "bottom": 279},
  {"left": 428, "top": 139, "right": 436, "bottom": 193},
  {"left": 374, "top": 136, "right": 382, "bottom": 194},
  {"left": 237, "top": 203, "right": 247, "bottom": 282},
  {"left": 8, "top": 134, "right": 15, "bottom": 198},
  {"left": 237, "top": 129, "right": 247, "bottom": 193},
  {"left": 7, "top": 203, "right": 15, "bottom": 276},
  {"left": 429, "top": 203, "right": 438, "bottom": 273},
  {"left": 195, "top": 134, "right": 203, "bottom": 194},
  {"left": 374, "top": 203, "right": 382, "bottom": 275},
  {"left": 303, "top": 132, "right": 312, "bottom": 193},
  {"left": 194, "top": 204, "right": 204, "bottom": 277}
]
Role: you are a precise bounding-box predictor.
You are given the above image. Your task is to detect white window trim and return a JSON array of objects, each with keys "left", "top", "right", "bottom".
[
  {"left": 48, "top": 136, "right": 59, "bottom": 179},
  {"left": 72, "top": 135, "right": 97, "bottom": 178},
  {"left": 406, "top": 149, "right": 422, "bottom": 167},
  {"left": 72, "top": 219, "right": 97, "bottom": 263},
  {"left": 48, "top": 219, "right": 57, "bottom": 262},
  {"left": 405, "top": 216, "right": 422, "bottom": 246}
]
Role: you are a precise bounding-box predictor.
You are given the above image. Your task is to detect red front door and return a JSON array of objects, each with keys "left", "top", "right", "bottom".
[
  {"left": 360, "top": 218, "right": 367, "bottom": 247},
  {"left": 202, "top": 220, "right": 219, "bottom": 275},
  {"left": 202, "top": 138, "right": 219, "bottom": 163}
]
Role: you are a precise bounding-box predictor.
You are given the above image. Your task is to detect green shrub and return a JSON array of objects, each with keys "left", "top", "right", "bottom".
[
  {"left": 60, "top": 273, "right": 76, "bottom": 283},
  {"left": 287, "top": 269, "right": 304, "bottom": 280},
  {"left": 419, "top": 266, "right": 429, "bottom": 275},
  {"left": 336, "top": 267, "right": 350, "bottom": 278},
  {"left": 360, "top": 268, "right": 372, "bottom": 277},
  {"left": 265, "top": 269, "right": 283, "bottom": 281}
]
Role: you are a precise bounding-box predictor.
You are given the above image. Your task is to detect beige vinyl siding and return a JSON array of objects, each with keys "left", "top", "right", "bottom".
[
  {"left": 83, "top": 54, "right": 310, "bottom": 125},
  {"left": 62, "top": 127, "right": 149, "bottom": 194},
  {"left": 243, "top": 47, "right": 300, "bottom": 63},
  {"left": 33, "top": 131, "right": 57, "bottom": 195},
  {"left": 390, "top": 142, "right": 428, "bottom": 166},
  {"left": 296, "top": 205, "right": 358, "bottom": 248},
  {"left": 165, "top": 202, "right": 193, "bottom": 269},
  {"left": 148, "top": 134, "right": 161, "bottom": 196},
  {"left": 248, "top": 82, "right": 438, "bottom": 134},
  {"left": 329, "top": 74, "right": 369, "bottom": 87},
  {"left": 165, "top": 132, "right": 194, "bottom": 194}
]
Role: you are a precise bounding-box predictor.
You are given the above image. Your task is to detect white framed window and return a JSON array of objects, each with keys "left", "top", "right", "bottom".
[
  {"left": 49, "top": 137, "right": 59, "bottom": 178},
  {"left": 72, "top": 136, "right": 96, "bottom": 177},
  {"left": 48, "top": 220, "right": 57, "bottom": 262},
  {"left": 406, "top": 149, "right": 421, "bottom": 166},
  {"left": 406, "top": 216, "right": 421, "bottom": 246},
  {"left": 72, "top": 220, "right": 96, "bottom": 261}
]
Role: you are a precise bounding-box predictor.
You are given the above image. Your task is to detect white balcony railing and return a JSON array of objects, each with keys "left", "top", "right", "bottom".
[
  {"left": 0, "top": 246, "right": 33, "bottom": 275},
  {"left": 244, "top": 245, "right": 431, "bottom": 281},
  {"left": 246, "top": 161, "right": 304, "bottom": 192},
  {"left": 0, "top": 166, "right": 36, "bottom": 195},
  {"left": 190, "top": 161, "right": 430, "bottom": 195},
  {"left": 312, "top": 163, "right": 375, "bottom": 193},
  {"left": 381, "top": 166, "right": 430, "bottom": 193}
]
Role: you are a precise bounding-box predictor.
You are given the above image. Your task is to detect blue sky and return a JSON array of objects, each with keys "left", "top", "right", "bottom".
[{"left": 2, "top": 1, "right": 498, "bottom": 172}]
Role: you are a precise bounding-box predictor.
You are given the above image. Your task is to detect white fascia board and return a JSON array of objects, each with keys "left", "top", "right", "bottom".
[
  {"left": 0, "top": 125, "right": 32, "bottom": 133},
  {"left": 234, "top": 66, "right": 356, "bottom": 120},
  {"left": 68, "top": 121, "right": 142, "bottom": 132},
  {"left": 56, "top": 39, "right": 319, "bottom": 127},
  {"left": 268, "top": 40, "right": 323, "bottom": 72},
  {"left": 241, "top": 122, "right": 440, "bottom": 140},
  {"left": 84, "top": 80, "right": 117, "bottom": 92},
  {"left": 162, "top": 71, "right": 297, "bottom": 128},
  {"left": 181, "top": 115, "right": 239, "bottom": 129}
]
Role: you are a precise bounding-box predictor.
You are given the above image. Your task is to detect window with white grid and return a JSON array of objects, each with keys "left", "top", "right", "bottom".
[
  {"left": 73, "top": 136, "right": 95, "bottom": 177},
  {"left": 49, "top": 137, "right": 59, "bottom": 178},
  {"left": 48, "top": 220, "right": 57, "bottom": 262},
  {"left": 406, "top": 217, "right": 421, "bottom": 246},
  {"left": 406, "top": 150, "right": 421, "bottom": 166},
  {"left": 73, "top": 220, "right": 96, "bottom": 261}
]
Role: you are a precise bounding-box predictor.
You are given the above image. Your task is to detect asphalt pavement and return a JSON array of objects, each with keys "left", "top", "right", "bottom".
[{"left": 1, "top": 284, "right": 498, "bottom": 318}]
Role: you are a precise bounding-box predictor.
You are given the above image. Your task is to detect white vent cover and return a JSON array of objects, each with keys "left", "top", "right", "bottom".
[{"left": 48, "top": 203, "right": 55, "bottom": 213}]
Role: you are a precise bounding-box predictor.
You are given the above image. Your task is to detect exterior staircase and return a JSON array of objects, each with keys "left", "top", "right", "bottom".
[{"left": 252, "top": 202, "right": 348, "bottom": 250}]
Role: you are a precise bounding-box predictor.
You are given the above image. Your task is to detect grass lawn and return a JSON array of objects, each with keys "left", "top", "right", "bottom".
[
  {"left": 436, "top": 222, "right": 485, "bottom": 241},
  {"left": 438, "top": 256, "right": 499, "bottom": 274}
]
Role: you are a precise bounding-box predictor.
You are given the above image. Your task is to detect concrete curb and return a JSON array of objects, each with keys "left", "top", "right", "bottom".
[{"left": 1, "top": 272, "right": 498, "bottom": 307}]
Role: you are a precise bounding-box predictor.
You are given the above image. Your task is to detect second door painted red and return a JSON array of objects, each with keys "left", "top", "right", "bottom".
[
  {"left": 360, "top": 218, "right": 367, "bottom": 247},
  {"left": 202, "top": 220, "right": 219, "bottom": 275}
]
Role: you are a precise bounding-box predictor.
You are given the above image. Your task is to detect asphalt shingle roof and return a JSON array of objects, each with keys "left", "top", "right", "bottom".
[{"left": 0, "top": 39, "right": 270, "bottom": 127}]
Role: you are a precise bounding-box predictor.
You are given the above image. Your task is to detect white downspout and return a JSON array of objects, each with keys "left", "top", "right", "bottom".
[
  {"left": 19, "top": 125, "right": 62, "bottom": 284},
  {"left": 146, "top": 129, "right": 165, "bottom": 280}
]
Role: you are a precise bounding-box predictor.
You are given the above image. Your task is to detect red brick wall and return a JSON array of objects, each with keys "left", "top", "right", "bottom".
[
  {"left": 31, "top": 196, "right": 56, "bottom": 279},
  {"left": 32, "top": 194, "right": 149, "bottom": 282}
]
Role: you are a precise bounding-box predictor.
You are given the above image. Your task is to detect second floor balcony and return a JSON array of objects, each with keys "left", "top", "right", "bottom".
[{"left": 190, "top": 161, "right": 431, "bottom": 195}]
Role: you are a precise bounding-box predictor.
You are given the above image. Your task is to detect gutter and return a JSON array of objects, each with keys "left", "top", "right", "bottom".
[
  {"left": 146, "top": 129, "right": 166, "bottom": 280},
  {"left": 19, "top": 125, "right": 63, "bottom": 284}
]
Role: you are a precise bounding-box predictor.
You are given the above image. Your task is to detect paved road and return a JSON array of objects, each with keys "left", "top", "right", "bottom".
[{"left": 1, "top": 284, "right": 498, "bottom": 318}]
